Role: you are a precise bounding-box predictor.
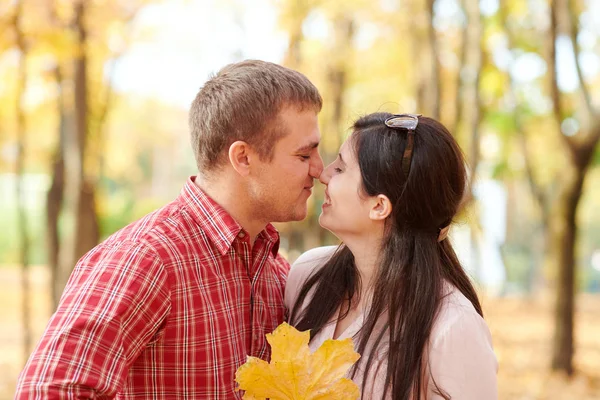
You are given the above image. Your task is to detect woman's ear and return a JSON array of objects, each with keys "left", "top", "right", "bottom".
[
  {"left": 228, "top": 141, "right": 251, "bottom": 176},
  {"left": 369, "top": 194, "right": 392, "bottom": 221}
]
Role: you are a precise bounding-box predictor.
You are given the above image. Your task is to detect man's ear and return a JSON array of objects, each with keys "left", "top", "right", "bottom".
[
  {"left": 369, "top": 194, "right": 392, "bottom": 221},
  {"left": 228, "top": 141, "right": 252, "bottom": 176}
]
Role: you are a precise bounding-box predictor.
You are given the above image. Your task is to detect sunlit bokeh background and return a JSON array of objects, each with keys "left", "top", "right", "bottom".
[{"left": 1, "top": 0, "right": 600, "bottom": 398}]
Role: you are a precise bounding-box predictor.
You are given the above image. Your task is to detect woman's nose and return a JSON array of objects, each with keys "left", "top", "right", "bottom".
[{"left": 319, "top": 165, "right": 331, "bottom": 185}]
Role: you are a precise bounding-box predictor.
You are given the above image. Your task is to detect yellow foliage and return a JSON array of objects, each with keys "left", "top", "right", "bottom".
[{"left": 235, "top": 322, "right": 361, "bottom": 400}]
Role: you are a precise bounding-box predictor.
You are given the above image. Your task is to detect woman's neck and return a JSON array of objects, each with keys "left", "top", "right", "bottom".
[{"left": 343, "top": 233, "right": 384, "bottom": 303}]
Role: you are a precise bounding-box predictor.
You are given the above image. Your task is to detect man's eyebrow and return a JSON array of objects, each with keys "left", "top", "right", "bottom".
[{"left": 295, "top": 142, "right": 320, "bottom": 153}]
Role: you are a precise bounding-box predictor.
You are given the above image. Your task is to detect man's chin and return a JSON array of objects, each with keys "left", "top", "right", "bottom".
[
  {"left": 293, "top": 206, "right": 309, "bottom": 221},
  {"left": 271, "top": 208, "right": 308, "bottom": 223}
]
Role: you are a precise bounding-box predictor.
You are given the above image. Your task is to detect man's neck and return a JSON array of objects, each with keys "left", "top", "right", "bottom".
[{"left": 194, "top": 174, "right": 267, "bottom": 245}]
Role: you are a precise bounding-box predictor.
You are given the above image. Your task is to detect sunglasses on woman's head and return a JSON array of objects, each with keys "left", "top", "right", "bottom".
[{"left": 384, "top": 114, "right": 421, "bottom": 178}]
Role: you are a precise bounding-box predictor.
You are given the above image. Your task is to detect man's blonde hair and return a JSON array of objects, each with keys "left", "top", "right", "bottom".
[{"left": 189, "top": 60, "right": 322, "bottom": 173}]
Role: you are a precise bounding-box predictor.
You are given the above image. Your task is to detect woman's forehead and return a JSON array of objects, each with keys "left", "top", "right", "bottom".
[{"left": 339, "top": 139, "right": 357, "bottom": 163}]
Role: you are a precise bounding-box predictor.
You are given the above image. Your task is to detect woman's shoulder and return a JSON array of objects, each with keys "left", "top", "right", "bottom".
[
  {"left": 284, "top": 245, "right": 338, "bottom": 310},
  {"left": 428, "top": 286, "right": 498, "bottom": 398},
  {"left": 294, "top": 245, "right": 338, "bottom": 268},
  {"left": 431, "top": 285, "right": 493, "bottom": 347}
]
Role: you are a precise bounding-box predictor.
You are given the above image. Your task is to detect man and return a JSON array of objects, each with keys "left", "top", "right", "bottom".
[{"left": 15, "top": 60, "right": 324, "bottom": 399}]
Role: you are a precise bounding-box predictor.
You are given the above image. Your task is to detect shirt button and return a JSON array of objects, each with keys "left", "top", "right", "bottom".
[{"left": 238, "top": 231, "right": 246, "bottom": 238}]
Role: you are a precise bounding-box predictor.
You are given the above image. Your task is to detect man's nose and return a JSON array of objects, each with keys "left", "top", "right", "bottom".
[{"left": 310, "top": 153, "right": 324, "bottom": 178}]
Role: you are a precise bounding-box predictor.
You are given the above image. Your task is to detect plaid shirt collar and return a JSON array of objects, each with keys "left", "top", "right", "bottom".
[{"left": 179, "top": 176, "right": 280, "bottom": 256}]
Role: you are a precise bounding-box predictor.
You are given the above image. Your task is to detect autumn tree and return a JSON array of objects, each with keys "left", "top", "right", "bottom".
[
  {"left": 10, "top": 0, "right": 33, "bottom": 363},
  {"left": 547, "top": 0, "right": 600, "bottom": 374},
  {"left": 41, "top": 0, "right": 149, "bottom": 305},
  {"left": 497, "top": 0, "right": 600, "bottom": 373}
]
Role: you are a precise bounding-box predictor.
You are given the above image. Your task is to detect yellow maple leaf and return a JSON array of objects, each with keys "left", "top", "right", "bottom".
[{"left": 235, "top": 323, "right": 361, "bottom": 400}]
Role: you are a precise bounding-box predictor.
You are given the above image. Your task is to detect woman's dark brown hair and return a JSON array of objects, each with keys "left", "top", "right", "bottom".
[{"left": 290, "top": 112, "right": 483, "bottom": 399}]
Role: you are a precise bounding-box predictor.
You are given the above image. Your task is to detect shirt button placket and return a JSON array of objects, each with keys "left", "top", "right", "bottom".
[{"left": 238, "top": 231, "right": 256, "bottom": 355}]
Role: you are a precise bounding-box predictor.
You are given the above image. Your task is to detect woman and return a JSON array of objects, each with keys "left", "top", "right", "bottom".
[{"left": 285, "top": 113, "right": 498, "bottom": 399}]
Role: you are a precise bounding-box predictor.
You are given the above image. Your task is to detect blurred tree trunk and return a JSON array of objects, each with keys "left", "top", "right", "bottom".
[
  {"left": 328, "top": 15, "right": 354, "bottom": 146},
  {"left": 91, "top": 7, "right": 140, "bottom": 187},
  {"left": 280, "top": 0, "right": 312, "bottom": 252},
  {"left": 547, "top": 0, "right": 600, "bottom": 375},
  {"left": 72, "top": 0, "right": 99, "bottom": 266},
  {"left": 93, "top": 57, "right": 119, "bottom": 184},
  {"left": 56, "top": 1, "right": 99, "bottom": 296},
  {"left": 414, "top": 0, "right": 441, "bottom": 117},
  {"left": 425, "top": 0, "right": 440, "bottom": 120},
  {"left": 465, "top": 0, "right": 483, "bottom": 193},
  {"left": 48, "top": 65, "right": 67, "bottom": 309},
  {"left": 453, "top": 0, "right": 484, "bottom": 282},
  {"left": 451, "top": 0, "right": 483, "bottom": 195},
  {"left": 51, "top": 2, "right": 140, "bottom": 299},
  {"left": 74, "top": 182, "right": 99, "bottom": 262},
  {"left": 499, "top": 0, "right": 550, "bottom": 294},
  {"left": 450, "top": 0, "right": 468, "bottom": 135},
  {"left": 317, "top": 13, "right": 354, "bottom": 246},
  {"left": 518, "top": 124, "right": 551, "bottom": 293},
  {"left": 282, "top": 0, "right": 311, "bottom": 69},
  {"left": 550, "top": 164, "right": 586, "bottom": 374},
  {"left": 12, "top": 0, "right": 32, "bottom": 363}
]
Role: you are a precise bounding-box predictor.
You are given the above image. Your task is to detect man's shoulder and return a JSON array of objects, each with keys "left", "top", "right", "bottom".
[
  {"left": 89, "top": 199, "right": 208, "bottom": 267},
  {"left": 70, "top": 203, "right": 184, "bottom": 284},
  {"left": 104, "top": 200, "right": 183, "bottom": 247},
  {"left": 273, "top": 252, "right": 291, "bottom": 270}
]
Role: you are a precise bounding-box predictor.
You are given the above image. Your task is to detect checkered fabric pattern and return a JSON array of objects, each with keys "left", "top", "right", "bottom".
[{"left": 15, "top": 177, "right": 289, "bottom": 399}]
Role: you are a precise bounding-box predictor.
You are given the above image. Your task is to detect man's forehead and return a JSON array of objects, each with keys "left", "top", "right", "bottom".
[
  {"left": 295, "top": 139, "right": 320, "bottom": 152},
  {"left": 275, "top": 108, "right": 320, "bottom": 147}
]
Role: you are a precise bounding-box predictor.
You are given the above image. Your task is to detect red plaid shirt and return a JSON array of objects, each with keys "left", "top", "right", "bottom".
[{"left": 15, "top": 177, "right": 290, "bottom": 399}]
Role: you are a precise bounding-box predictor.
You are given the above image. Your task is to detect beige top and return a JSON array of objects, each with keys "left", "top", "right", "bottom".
[{"left": 284, "top": 246, "right": 498, "bottom": 399}]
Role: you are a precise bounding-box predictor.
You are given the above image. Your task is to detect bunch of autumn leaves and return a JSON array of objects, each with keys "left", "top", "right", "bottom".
[{"left": 235, "top": 323, "right": 361, "bottom": 400}]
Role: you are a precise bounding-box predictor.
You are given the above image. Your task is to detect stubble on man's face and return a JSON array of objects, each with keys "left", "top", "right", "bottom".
[
  {"left": 251, "top": 170, "right": 308, "bottom": 224},
  {"left": 249, "top": 107, "right": 320, "bottom": 224}
]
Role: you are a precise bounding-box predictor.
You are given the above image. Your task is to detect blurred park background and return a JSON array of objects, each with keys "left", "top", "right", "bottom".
[{"left": 1, "top": 0, "right": 600, "bottom": 398}]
